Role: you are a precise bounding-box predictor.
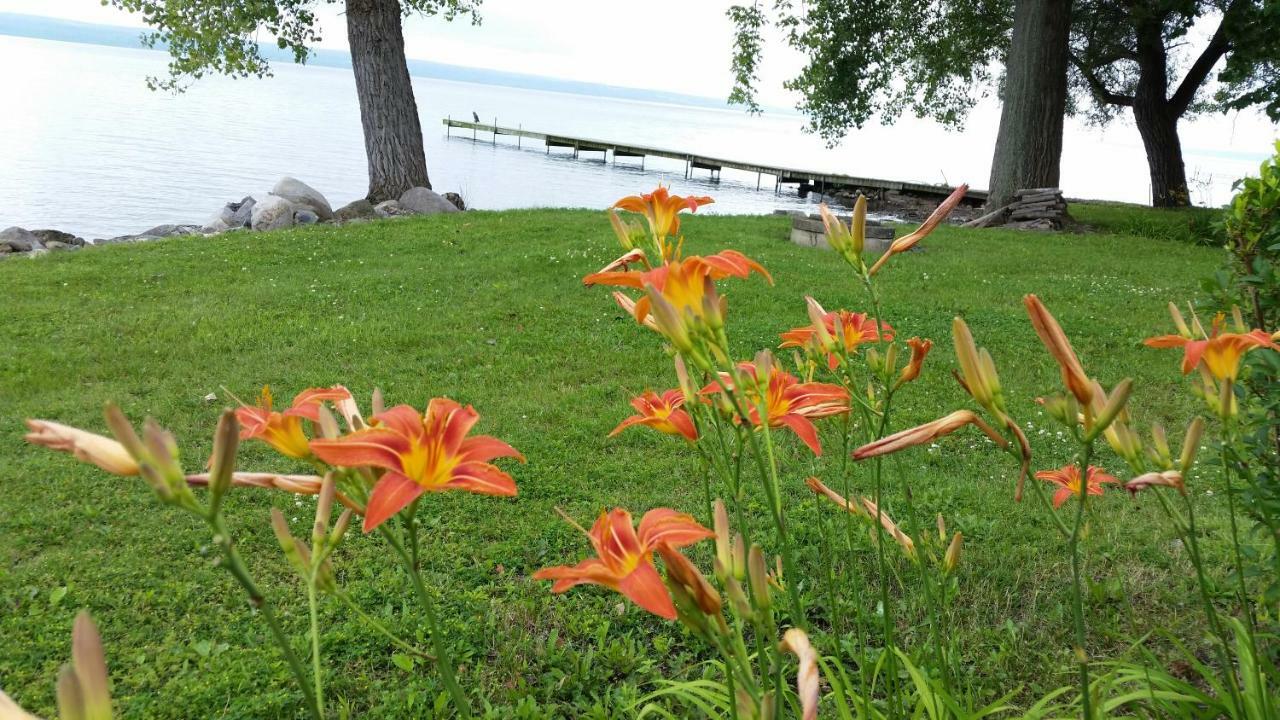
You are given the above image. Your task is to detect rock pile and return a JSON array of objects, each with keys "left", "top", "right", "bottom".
[
  {"left": 2, "top": 177, "right": 466, "bottom": 259},
  {"left": 964, "top": 188, "right": 1068, "bottom": 230}
]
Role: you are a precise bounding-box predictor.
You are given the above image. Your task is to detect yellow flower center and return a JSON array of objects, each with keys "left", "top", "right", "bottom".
[{"left": 400, "top": 439, "right": 461, "bottom": 489}]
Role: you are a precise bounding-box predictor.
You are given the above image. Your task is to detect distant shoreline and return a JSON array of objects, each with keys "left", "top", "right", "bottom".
[{"left": 0, "top": 12, "right": 791, "bottom": 114}]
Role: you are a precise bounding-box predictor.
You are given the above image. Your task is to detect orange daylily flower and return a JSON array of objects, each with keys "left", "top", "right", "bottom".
[
  {"left": 585, "top": 251, "right": 770, "bottom": 353},
  {"left": 1036, "top": 465, "right": 1118, "bottom": 508},
  {"left": 235, "top": 385, "right": 353, "bottom": 459},
  {"left": 1144, "top": 329, "right": 1278, "bottom": 381},
  {"left": 1024, "top": 295, "right": 1094, "bottom": 405},
  {"left": 309, "top": 399, "right": 523, "bottom": 532},
  {"left": 852, "top": 409, "right": 1008, "bottom": 460},
  {"left": 896, "top": 337, "right": 933, "bottom": 386},
  {"left": 610, "top": 389, "right": 699, "bottom": 442},
  {"left": 534, "top": 507, "right": 714, "bottom": 620},
  {"left": 614, "top": 186, "right": 714, "bottom": 251},
  {"left": 24, "top": 419, "right": 141, "bottom": 476},
  {"left": 779, "top": 297, "right": 894, "bottom": 369},
  {"left": 704, "top": 363, "right": 849, "bottom": 455},
  {"left": 868, "top": 184, "right": 968, "bottom": 275}
]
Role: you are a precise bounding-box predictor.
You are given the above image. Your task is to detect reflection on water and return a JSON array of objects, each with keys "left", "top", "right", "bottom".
[{"left": 0, "top": 35, "right": 1273, "bottom": 238}]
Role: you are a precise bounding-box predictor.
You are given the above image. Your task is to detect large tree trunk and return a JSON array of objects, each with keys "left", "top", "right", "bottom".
[
  {"left": 346, "top": 0, "right": 431, "bottom": 201},
  {"left": 1133, "top": 13, "right": 1190, "bottom": 207},
  {"left": 986, "top": 0, "right": 1073, "bottom": 209},
  {"left": 1133, "top": 102, "right": 1189, "bottom": 207}
]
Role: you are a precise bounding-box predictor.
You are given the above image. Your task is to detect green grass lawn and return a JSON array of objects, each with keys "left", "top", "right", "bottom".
[{"left": 0, "top": 210, "right": 1234, "bottom": 717}]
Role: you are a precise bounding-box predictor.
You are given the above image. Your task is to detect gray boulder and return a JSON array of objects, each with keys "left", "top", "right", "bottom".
[
  {"left": 272, "top": 177, "right": 333, "bottom": 221},
  {"left": 32, "top": 229, "right": 85, "bottom": 247},
  {"left": 0, "top": 227, "right": 43, "bottom": 252},
  {"left": 335, "top": 198, "right": 376, "bottom": 222},
  {"left": 294, "top": 209, "right": 319, "bottom": 225},
  {"left": 398, "top": 187, "right": 460, "bottom": 215},
  {"left": 202, "top": 217, "right": 233, "bottom": 234},
  {"left": 229, "top": 196, "right": 256, "bottom": 228},
  {"left": 374, "top": 200, "right": 407, "bottom": 218},
  {"left": 443, "top": 192, "right": 466, "bottom": 211},
  {"left": 251, "top": 196, "right": 295, "bottom": 231},
  {"left": 138, "top": 224, "right": 200, "bottom": 239}
]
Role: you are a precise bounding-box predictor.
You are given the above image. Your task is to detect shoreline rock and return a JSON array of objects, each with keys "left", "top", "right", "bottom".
[{"left": 1, "top": 177, "right": 472, "bottom": 259}]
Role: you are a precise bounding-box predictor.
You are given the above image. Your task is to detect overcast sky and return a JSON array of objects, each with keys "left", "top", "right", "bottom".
[{"left": 0, "top": 0, "right": 806, "bottom": 105}]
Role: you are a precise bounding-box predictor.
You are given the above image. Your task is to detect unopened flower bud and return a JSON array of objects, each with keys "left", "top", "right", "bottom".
[
  {"left": 1179, "top": 417, "right": 1205, "bottom": 474},
  {"left": 724, "top": 574, "right": 753, "bottom": 619},
  {"left": 943, "top": 532, "right": 962, "bottom": 574},
  {"left": 748, "top": 545, "right": 771, "bottom": 611},
  {"left": 1149, "top": 424, "right": 1172, "bottom": 468},
  {"left": 208, "top": 409, "right": 239, "bottom": 513}
]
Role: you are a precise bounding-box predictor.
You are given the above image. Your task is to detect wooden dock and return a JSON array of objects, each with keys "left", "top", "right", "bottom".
[{"left": 443, "top": 117, "right": 986, "bottom": 203}]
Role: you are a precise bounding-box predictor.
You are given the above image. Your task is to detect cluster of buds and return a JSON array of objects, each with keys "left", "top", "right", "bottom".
[
  {"left": 270, "top": 472, "right": 354, "bottom": 594},
  {"left": 712, "top": 501, "right": 780, "bottom": 624},
  {"left": 819, "top": 198, "right": 868, "bottom": 270},
  {"left": 818, "top": 184, "right": 969, "bottom": 279},
  {"left": 1122, "top": 417, "right": 1204, "bottom": 497}
]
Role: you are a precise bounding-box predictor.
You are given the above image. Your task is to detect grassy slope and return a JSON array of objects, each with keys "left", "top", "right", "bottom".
[{"left": 0, "top": 210, "right": 1230, "bottom": 717}]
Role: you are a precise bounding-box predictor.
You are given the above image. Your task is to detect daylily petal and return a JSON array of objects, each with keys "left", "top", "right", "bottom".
[
  {"left": 363, "top": 472, "right": 426, "bottom": 532},
  {"left": 779, "top": 414, "right": 823, "bottom": 455},
  {"left": 446, "top": 462, "right": 518, "bottom": 496},
  {"left": 637, "top": 508, "right": 714, "bottom": 549},
  {"left": 617, "top": 560, "right": 677, "bottom": 619},
  {"left": 310, "top": 429, "right": 409, "bottom": 472},
  {"left": 457, "top": 435, "right": 525, "bottom": 463}
]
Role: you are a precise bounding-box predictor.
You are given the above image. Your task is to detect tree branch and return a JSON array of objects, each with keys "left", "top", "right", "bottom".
[
  {"left": 1168, "top": 6, "right": 1235, "bottom": 116},
  {"left": 1070, "top": 53, "right": 1134, "bottom": 106}
]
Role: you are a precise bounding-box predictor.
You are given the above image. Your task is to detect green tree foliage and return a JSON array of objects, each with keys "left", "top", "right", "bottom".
[
  {"left": 108, "top": 0, "right": 480, "bottom": 92},
  {"left": 731, "top": 0, "right": 1280, "bottom": 207},
  {"left": 728, "top": 1, "right": 1013, "bottom": 143}
]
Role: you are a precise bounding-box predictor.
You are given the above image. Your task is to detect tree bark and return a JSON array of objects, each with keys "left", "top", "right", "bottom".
[
  {"left": 986, "top": 0, "right": 1073, "bottom": 210},
  {"left": 346, "top": 0, "right": 431, "bottom": 201},
  {"left": 1132, "top": 11, "right": 1190, "bottom": 207},
  {"left": 1133, "top": 101, "right": 1189, "bottom": 207}
]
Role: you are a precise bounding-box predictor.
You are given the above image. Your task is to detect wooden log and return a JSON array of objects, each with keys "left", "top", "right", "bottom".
[
  {"left": 1010, "top": 211, "right": 1065, "bottom": 221},
  {"left": 1013, "top": 187, "right": 1061, "bottom": 197},
  {"left": 1012, "top": 201, "right": 1065, "bottom": 213},
  {"left": 963, "top": 203, "right": 1014, "bottom": 228},
  {"left": 1016, "top": 193, "right": 1063, "bottom": 205}
]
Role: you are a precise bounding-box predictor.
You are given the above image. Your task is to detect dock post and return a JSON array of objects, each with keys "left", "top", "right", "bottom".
[
  {"left": 641, "top": 156, "right": 645, "bottom": 171},
  {"left": 473, "top": 124, "right": 477, "bottom": 141},
  {"left": 757, "top": 171, "right": 761, "bottom": 190},
  {"left": 447, "top": 115, "right": 451, "bottom": 138},
  {"left": 493, "top": 117, "right": 498, "bottom": 146},
  {"left": 518, "top": 124, "right": 522, "bottom": 149}
]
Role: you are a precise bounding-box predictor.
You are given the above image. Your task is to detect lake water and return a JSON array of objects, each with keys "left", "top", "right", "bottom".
[{"left": 1, "top": 35, "right": 1276, "bottom": 239}]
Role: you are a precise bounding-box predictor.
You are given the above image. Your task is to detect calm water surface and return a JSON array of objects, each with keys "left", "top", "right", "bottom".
[{"left": 0, "top": 36, "right": 1274, "bottom": 238}]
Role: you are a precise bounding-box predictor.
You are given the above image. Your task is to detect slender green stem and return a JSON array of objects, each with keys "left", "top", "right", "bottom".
[
  {"left": 378, "top": 525, "right": 473, "bottom": 719},
  {"left": 208, "top": 514, "right": 321, "bottom": 720},
  {"left": 334, "top": 591, "right": 434, "bottom": 660},
  {"left": 1068, "top": 445, "right": 1094, "bottom": 720},
  {"left": 1154, "top": 491, "right": 1244, "bottom": 714},
  {"left": 711, "top": 371, "right": 806, "bottom": 627},
  {"left": 307, "top": 579, "right": 324, "bottom": 718}
]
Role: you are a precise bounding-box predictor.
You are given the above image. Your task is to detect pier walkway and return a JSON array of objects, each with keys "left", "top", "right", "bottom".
[{"left": 442, "top": 118, "right": 986, "bottom": 203}]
